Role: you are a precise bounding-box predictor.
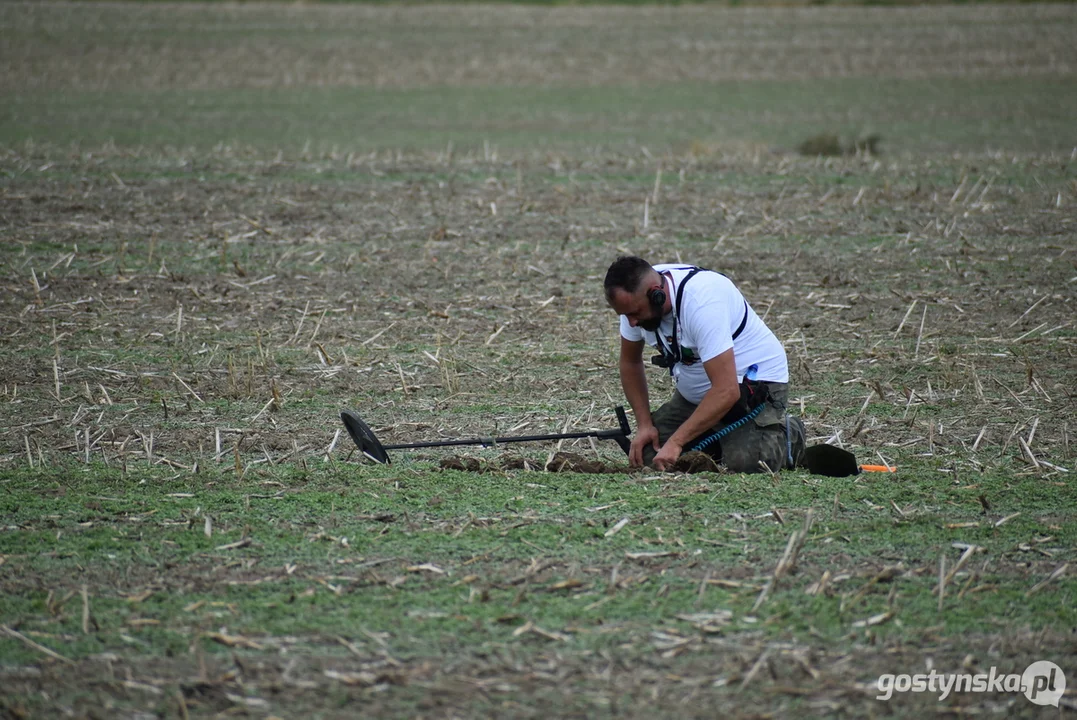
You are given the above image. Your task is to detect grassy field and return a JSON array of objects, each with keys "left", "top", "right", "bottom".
[{"left": 2, "top": 2, "right": 1076, "bottom": 718}]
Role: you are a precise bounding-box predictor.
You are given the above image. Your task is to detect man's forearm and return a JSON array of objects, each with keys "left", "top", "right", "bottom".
[
  {"left": 666, "top": 384, "right": 739, "bottom": 449},
  {"left": 619, "top": 359, "right": 652, "bottom": 428}
]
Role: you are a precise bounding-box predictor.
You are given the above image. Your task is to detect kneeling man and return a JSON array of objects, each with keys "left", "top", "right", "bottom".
[{"left": 604, "top": 256, "right": 805, "bottom": 472}]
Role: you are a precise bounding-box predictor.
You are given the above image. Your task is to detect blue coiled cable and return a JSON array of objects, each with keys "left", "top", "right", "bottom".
[{"left": 688, "top": 402, "right": 765, "bottom": 453}]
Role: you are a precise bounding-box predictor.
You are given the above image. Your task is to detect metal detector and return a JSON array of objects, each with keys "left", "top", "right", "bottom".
[{"left": 340, "top": 407, "right": 633, "bottom": 464}]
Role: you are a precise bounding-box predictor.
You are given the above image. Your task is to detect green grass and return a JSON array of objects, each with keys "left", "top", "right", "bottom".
[
  {"left": 3, "top": 461, "right": 1073, "bottom": 665},
  {"left": 4, "top": 76, "right": 1077, "bottom": 155}
]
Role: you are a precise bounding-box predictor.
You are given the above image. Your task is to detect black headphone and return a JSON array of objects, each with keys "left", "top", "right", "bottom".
[
  {"left": 647, "top": 286, "right": 666, "bottom": 310},
  {"left": 646, "top": 276, "right": 667, "bottom": 310}
]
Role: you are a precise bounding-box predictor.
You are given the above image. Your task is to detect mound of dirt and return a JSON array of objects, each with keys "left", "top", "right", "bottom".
[
  {"left": 439, "top": 456, "right": 484, "bottom": 472},
  {"left": 499, "top": 456, "right": 535, "bottom": 471},
  {"left": 439, "top": 452, "right": 623, "bottom": 473},
  {"left": 671, "top": 451, "right": 723, "bottom": 474},
  {"left": 438, "top": 451, "right": 722, "bottom": 475}
]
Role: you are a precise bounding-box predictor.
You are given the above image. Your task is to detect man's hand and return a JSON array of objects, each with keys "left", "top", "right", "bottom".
[
  {"left": 649, "top": 350, "right": 739, "bottom": 472},
  {"left": 652, "top": 438, "right": 683, "bottom": 471},
  {"left": 629, "top": 424, "right": 660, "bottom": 468}
]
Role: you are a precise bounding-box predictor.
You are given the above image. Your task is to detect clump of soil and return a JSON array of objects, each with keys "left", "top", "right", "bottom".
[
  {"left": 670, "top": 451, "right": 723, "bottom": 474},
  {"left": 499, "top": 456, "right": 545, "bottom": 471},
  {"left": 439, "top": 456, "right": 485, "bottom": 472}
]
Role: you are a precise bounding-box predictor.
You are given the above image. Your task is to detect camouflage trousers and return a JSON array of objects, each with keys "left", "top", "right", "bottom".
[{"left": 643, "top": 383, "right": 806, "bottom": 473}]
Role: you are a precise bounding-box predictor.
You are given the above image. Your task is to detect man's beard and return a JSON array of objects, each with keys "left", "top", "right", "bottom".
[{"left": 639, "top": 315, "right": 662, "bottom": 332}]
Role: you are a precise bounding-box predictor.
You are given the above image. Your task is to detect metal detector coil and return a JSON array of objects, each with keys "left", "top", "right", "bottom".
[{"left": 340, "top": 409, "right": 390, "bottom": 464}]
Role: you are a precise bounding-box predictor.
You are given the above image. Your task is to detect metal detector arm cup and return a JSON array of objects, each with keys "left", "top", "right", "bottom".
[
  {"left": 615, "top": 406, "right": 631, "bottom": 437},
  {"left": 611, "top": 405, "right": 632, "bottom": 456},
  {"left": 576, "top": 407, "right": 632, "bottom": 455}
]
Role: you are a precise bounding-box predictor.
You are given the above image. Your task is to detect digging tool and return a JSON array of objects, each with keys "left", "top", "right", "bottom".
[
  {"left": 341, "top": 407, "right": 633, "bottom": 464},
  {"left": 800, "top": 444, "right": 896, "bottom": 477}
]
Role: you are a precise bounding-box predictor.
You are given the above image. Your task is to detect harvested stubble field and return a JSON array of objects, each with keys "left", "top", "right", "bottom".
[{"left": 1, "top": 2, "right": 1076, "bottom": 718}]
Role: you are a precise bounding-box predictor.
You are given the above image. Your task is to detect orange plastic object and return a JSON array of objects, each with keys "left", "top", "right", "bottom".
[{"left": 859, "top": 464, "right": 896, "bottom": 473}]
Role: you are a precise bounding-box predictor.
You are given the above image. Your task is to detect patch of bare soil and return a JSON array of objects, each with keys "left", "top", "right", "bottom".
[{"left": 2, "top": 148, "right": 1074, "bottom": 475}]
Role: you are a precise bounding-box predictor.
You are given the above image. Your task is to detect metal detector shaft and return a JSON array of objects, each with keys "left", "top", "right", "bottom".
[
  {"left": 383, "top": 429, "right": 627, "bottom": 452},
  {"left": 383, "top": 407, "right": 632, "bottom": 455}
]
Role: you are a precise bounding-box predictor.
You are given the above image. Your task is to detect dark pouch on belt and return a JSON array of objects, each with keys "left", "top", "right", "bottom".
[
  {"left": 720, "top": 379, "right": 771, "bottom": 425},
  {"left": 692, "top": 379, "right": 772, "bottom": 462}
]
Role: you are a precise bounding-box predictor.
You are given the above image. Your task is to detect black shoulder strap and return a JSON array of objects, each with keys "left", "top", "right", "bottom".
[
  {"left": 660, "top": 267, "right": 703, "bottom": 369},
  {"left": 731, "top": 300, "right": 749, "bottom": 340},
  {"left": 673, "top": 267, "right": 704, "bottom": 321},
  {"left": 674, "top": 267, "right": 749, "bottom": 341}
]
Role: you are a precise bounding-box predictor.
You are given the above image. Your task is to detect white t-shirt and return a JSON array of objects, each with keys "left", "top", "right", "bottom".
[{"left": 619, "top": 264, "right": 789, "bottom": 404}]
